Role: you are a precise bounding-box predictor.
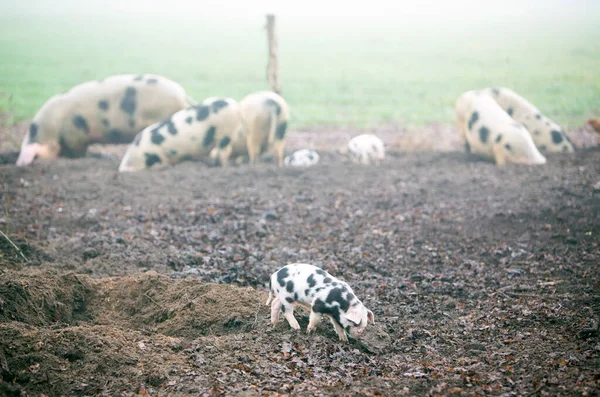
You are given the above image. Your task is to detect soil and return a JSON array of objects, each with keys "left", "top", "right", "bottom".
[{"left": 0, "top": 124, "right": 599, "bottom": 396}]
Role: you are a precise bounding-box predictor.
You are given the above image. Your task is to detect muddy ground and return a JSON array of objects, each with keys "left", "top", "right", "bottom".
[{"left": 0, "top": 125, "right": 599, "bottom": 397}]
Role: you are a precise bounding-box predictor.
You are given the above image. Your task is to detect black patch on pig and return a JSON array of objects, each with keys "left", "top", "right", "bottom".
[
  {"left": 479, "top": 126, "right": 489, "bottom": 143},
  {"left": 211, "top": 99, "right": 229, "bottom": 113},
  {"left": 312, "top": 299, "right": 341, "bottom": 326},
  {"left": 277, "top": 267, "right": 289, "bottom": 287},
  {"left": 120, "top": 87, "right": 137, "bottom": 116},
  {"left": 304, "top": 289, "right": 310, "bottom": 296},
  {"left": 28, "top": 123, "right": 39, "bottom": 142},
  {"left": 539, "top": 145, "right": 547, "bottom": 151},
  {"left": 468, "top": 112, "right": 479, "bottom": 131},
  {"left": 491, "top": 88, "right": 500, "bottom": 96},
  {"left": 72, "top": 115, "right": 90, "bottom": 134},
  {"left": 562, "top": 145, "right": 569, "bottom": 152},
  {"left": 98, "top": 100, "right": 109, "bottom": 111},
  {"left": 281, "top": 305, "right": 286, "bottom": 313},
  {"left": 129, "top": 119, "right": 136, "bottom": 129},
  {"left": 106, "top": 129, "right": 124, "bottom": 143},
  {"left": 505, "top": 143, "right": 512, "bottom": 151},
  {"left": 534, "top": 130, "right": 540, "bottom": 136},
  {"left": 102, "top": 119, "right": 110, "bottom": 128},
  {"left": 196, "top": 105, "right": 210, "bottom": 121},
  {"left": 276, "top": 121, "right": 288, "bottom": 140},
  {"left": 347, "top": 292, "right": 356, "bottom": 302},
  {"left": 551, "top": 130, "right": 563, "bottom": 144},
  {"left": 294, "top": 292, "right": 299, "bottom": 301},
  {"left": 58, "top": 136, "right": 86, "bottom": 158},
  {"left": 144, "top": 153, "right": 162, "bottom": 167},
  {"left": 323, "top": 277, "right": 332, "bottom": 284},
  {"left": 166, "top": 120, "right": 177, "bottom": 135},
  {"left": 507, "top": 107, "right": 513, "bottom": 116},
  {"left": 203, "top": 126, "right": 216, "bottom": 147},
  {"left": 167, "top": 150, "right": 177, "bottom": 157},
  {"left": 151, "top": 130, "right": 165, "bottom": 145},
  {"left": 535, "top": 113, "right": 541, "bottom": 119},
  {"left": 146, "top": 78, "right": 158, "bottom": 85},
  {"left": 133, "top": 133, "right": 142, "bottom": 146},
  {"left": 218, "top": 136, "right": 231, "bottom": 149},
  {"left": 315, "top": 287, "right": 324, "bottom": 293},
  {"left": 285, "top": 297, "right": 294, "bottom": 303},
  {"left": 286, "top": 280, "right": 295, "bottom": 293},
  {"left": 316, "top": 269, "right": 326, "bottom": 276},
  {"left": 495, "top": 134, "right": 503, "bottom": 143},
  {"left": 326, "top": 288, "right": 349, "bottom": 311},
  {"left": 307, "top": 274, "right": 316, "bottom": 288},
  {"left": 264, "top": 98, "right": 281, "bottom": 115},
  {"left": 133, "top": 75, "right": 144, "bottom": 81},
  {"left": 185, "top": 116, "right": 193, "bottom": 124},
  {"left": 308, "top": 152, "right": 314, "bottom": 160}
]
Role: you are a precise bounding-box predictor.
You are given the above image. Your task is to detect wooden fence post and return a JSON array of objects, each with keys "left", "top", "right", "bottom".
[{"left": 266, "top": 14, "right": 281, "bottom": 95}]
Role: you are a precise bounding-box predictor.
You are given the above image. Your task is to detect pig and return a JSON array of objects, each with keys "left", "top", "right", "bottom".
[
  {"left": 227, "top": 91, "right": 290, "bottom": 167},
  {"left": 347, "top": 134, "right": 385, "bottom": 165},
  {"left": 16, "top": 74, "right": 194, "bottom": 166},
  {"left": 266, "top": 263, "right": 375, "bottom": 342},
  {"left": 283, "top": 149, "right": 320, "bottom": 167},
  {"left": 455, "top": 90, "right": 547, "bottom": 166},
  {"left": 482, "top": 87, "right": 576, "bottom": 153},
  {"left": 118, "top": 97, "right": 243, "bottom": 172}
]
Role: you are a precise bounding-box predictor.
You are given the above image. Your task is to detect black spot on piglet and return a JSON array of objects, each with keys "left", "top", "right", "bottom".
[
  {"left": 307, "top": 274, "right": 316, "bottom": 288},
  {"left": 146, "top": 78, "right": 158, "bottom": 84},
  {"left": 185, "top": 116, "right": 193, "bottom": 124},
  {"left": 325, "top": 288, "right": 349, "bottom": 311},
  {"left": 211, "top": 99, "right": 229, "bottom": 113},
  {"left": 72, "top": 115, "right": 89, "bottom": 134},
  {"left": 120, "top": 87, "right": 137, "bottom": 116},
  {"left": 495, "top": 134, "right": 503, "bottom": 143},
  {"left": 551, "top": 130, "right": 563, "bottom": 144},
  {"left": 196, "top": 105, "right": 210, "bottom": 121},
  {"left": 133, "top": 75, "right": 144, "bottom": 81},
  {"left": 479, "top": 126, "right": 489, "bottom": 143},
  {"left": 312, "top": 299, "right": 342, "bottom": 326},
  {"left": 505, "top": 143, "right": 512, "bottom": 151},
  {"left": 276, "top": 121, "right": 288, "bottom": 140},
  {"left": 203, "top": 126, "right": 216, "bottom": 147},
  {"left": 507, "top": 107, "right": 513, "bottom": 116},
  {"left": 277, "top": 267, "right": 289, "bottom": 287},
  {"left": 468, "top": 111, "right": 479, "bottom": 131},
  {"left": 151, "top": 130, "right": 165, "bottom": 145},
  {"left": 285, "top": 297, "right": 294, "bottom": 303},
  {"left": 286, "top": 280, "right": 295, "bottom": 293},
  {"left": 144, "top": 153, "right": 162, "bottom": 168},
  {"left": 28, "top": 123, "right": 39, "bottom": 142},
  {"left": 264, "top": 98, "right": 282, "bottom": 115},
  {"left": 218, "top": 136, "right": 231, "bottom": 149},
  {"left": 98, "top": 100, "right": 109, "bottom": 111}
]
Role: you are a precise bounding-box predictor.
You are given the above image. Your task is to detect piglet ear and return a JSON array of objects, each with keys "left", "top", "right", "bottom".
[
  {"left": 367, "top": 309, "right": 375, "bottom": 325},
  {"left": 345, "top": 307, "right": 362, "bottom": 325}
]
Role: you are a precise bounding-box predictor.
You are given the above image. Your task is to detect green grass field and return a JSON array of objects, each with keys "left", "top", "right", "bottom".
[{"left": 1, "top": 11, "right": 599, "bottom": 129}]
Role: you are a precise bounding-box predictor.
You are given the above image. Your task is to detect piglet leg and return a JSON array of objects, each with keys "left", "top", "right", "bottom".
[
  {"left": 282, "top": 304, "right": 301, "bottom": 330},
  {"left": 270, "top": 296, "right": 282, "bottom": 326},
  {"left": 329, "top": 317, "right": 348, "bottom": 342},
  {"left": 307, "top": 311, "right": 322, "bottom": 334}
]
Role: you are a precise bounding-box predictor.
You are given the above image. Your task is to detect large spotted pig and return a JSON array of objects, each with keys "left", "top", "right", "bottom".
[
  {"left": 223, "top": 91, "right": 290, "bottom": 167},
  {"left": 16, "top": 74, "right": 193, "bottom": 166},
  {"left": 455, "top": 90, "right": 547, "bottom": 166},
  {"left": 482, "top": 87, "right": 576, "bottom": 153},
  {"left": 266, "top": 263, "right": 374, "bottom": 342},
  {"left": 118, "top": 97, "right": 243, "bottom": 172},
  {"left": 284, "top": 149, "right": 320, "bottom": 167},
  {"left": 347, "top": 134, "right": 385, "bottom": 165}
]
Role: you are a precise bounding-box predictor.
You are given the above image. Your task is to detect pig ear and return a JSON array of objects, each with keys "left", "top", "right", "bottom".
[
  {"left": 367, "top": 309, "right": 375, "bottom": 325},
  {"left": 345, "top": 307, "right": 362, "bottom": 325}
]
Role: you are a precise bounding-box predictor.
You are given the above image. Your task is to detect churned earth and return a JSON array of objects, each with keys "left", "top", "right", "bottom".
[{"left": 0, "top": 125, "right": 599, "bottom": 396}]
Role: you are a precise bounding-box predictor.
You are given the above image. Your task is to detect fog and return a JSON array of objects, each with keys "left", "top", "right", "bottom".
[{"left": 1, "top": 0, "right": 599, "bottom": 22}]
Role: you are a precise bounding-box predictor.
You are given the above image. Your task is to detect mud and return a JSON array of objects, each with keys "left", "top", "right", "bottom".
[{"left": 0, "top": 126, "right": 599, "bottom": 396}]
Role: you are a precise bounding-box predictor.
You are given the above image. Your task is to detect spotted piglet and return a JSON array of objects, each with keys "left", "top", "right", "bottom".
[{"left": 266, "top": 263, "right": 374, "bottom": 342}]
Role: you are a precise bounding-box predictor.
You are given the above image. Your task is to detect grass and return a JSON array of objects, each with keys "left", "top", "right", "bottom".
[{"left": 0, "top": 12, "right": 599, "bottom": 129}]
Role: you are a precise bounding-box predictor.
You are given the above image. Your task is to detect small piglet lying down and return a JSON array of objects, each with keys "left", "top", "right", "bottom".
[{"left": 266, "top": 263, "right": 374, "bottom": 342}]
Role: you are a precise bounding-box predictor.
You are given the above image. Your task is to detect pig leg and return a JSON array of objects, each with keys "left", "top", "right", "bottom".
[
  {"left": 272, "top": 139, "right": 285, "bottom": 167},
  {"left": 329, "top": 318, "right": 348, "bottom": 342},
  {"left": 281, "top": 303, "right": 301, "bottom": 330},
  {"left": 492, "top": 143, "right": 507, "bottom": 166},
  {"left": 306, "top": 311, "right": 323, "bottom": 334},
  {"left": 246, "top": 134, "right": 261, "bottom": 165},
  {"left": 270, "top": 296, "right": 282, "bottom": 326}
]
